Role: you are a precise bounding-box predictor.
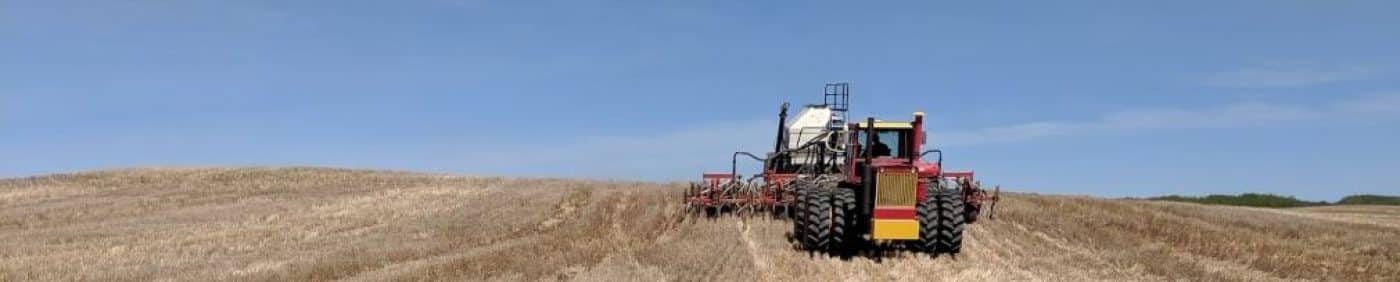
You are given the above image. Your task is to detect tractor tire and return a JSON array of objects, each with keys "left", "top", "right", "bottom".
[
  {"left": 792, "top": 188, "right": 809, "bottom": 244},
  {"left": 936, "top": 191, "right": 967, "bottom": 254},
  {"left": 801, "top": 189, "right": 833, "bottom": 251},
  {"left": 830, "top": 188, "right": 857, "bottom": 255},
  {"left": 917, "top": 194, "right": 940, "bottom": 253}
]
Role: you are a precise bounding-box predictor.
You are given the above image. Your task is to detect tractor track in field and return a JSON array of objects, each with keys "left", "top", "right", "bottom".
[
  {"left": 344, "top": 234, "right": 547, "bottom": 281},
  {"left": 2, "top": 167, "right": 1398, "bottom": 281},
  {"left": 737, "top": 220, "right": 772, "bottom": 281}
]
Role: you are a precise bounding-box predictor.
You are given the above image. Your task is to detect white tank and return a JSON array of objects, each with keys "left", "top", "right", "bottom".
[
  {"left": 782, "top": 105, "right": 844, "bottom": 167},
  {"left": 786, "top": 105, "right": 833, "bottom": 149}
]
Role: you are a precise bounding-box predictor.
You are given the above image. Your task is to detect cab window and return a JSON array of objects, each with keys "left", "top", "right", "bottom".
[{"left": 855, "top": 129, "right": 910, "bottom": 158}]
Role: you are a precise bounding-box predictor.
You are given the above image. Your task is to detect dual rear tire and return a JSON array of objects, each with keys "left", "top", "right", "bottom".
[
  {"left": 795, "top": 188, "right": 857, "bottom": 255},
  {"left": 797, "top": 187, "right": 965, "bottom": 256},
  {"left": 830, "top": 188, "right": 856, "bottom": 255},
  {"left": 918, "top": 190, "right": 966, "bottom": 255},
  {"left": 798, "top": 188, "right": 831, "bottom": 251},
  {"left": 792, "top": 188, "right": 809, "bottom": 244}
]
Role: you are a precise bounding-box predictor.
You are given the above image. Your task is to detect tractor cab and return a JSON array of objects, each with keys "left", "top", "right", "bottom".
[
  {"left": 852, "top": 122, "right": 914, "bottom": 159},
  {"left": 845, "top": 112, "right": 935, "bottom": 182}
]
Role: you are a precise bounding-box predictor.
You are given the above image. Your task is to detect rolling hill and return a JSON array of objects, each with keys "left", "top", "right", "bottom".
[{"left": 2, "top": 168, "right": 1397, "bottom": 281}]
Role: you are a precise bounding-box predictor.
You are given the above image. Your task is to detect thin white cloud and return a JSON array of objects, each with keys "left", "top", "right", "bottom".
[
  {"left": 936, "top": 93, "right": 1400, "bottom": 146},
  {"left": 1202, "top": 63, "right": 1379, "bottom": 88},
  {"left": 463, "top": 93, "right": 1400, "bottom": 178},
  {"left": 1333, "top": 92, "right": 1400, "bottom": 114}
]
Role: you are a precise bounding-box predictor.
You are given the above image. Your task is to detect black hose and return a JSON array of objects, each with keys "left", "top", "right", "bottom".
[
  {"left": 920, "top": 149, "right": 943, "bottom": 166},
  {"left": 731, "top": 152, "right": 766, "bottom": 179}
]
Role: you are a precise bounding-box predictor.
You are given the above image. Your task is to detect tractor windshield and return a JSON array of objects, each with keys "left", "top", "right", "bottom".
[{"left": 856, "top": 129, "right": 911, "bottom": 158}]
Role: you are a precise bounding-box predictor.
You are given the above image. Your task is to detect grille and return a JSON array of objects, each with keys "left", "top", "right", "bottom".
[{"left": 875, "top": 171, "right": 917, "bottom": 207}]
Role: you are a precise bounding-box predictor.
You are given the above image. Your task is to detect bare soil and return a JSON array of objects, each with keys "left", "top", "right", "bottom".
[{"left": 2, "top": 167, "right": 1397, "bottom": 281}]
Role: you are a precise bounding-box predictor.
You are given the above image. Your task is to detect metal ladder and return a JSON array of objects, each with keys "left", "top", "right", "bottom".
[{"left": 823, "top": 83, "right": 850, "bottom": 130}]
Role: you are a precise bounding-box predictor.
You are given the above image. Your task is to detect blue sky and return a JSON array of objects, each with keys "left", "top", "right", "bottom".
[{"left": 5, "top": 1, "right": 1398, "bottom": 200}]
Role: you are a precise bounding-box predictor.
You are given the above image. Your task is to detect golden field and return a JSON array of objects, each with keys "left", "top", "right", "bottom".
[{"left": 2, "top": 167, "right": 1397, "bottom": 281}]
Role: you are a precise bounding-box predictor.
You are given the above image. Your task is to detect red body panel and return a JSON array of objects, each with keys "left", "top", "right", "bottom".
[
  {"left": 944, "top": 170, "right": 974, "bottom": 178},
  {"left": 873, "top": 208, "right": 916, "bottom": 219},
  {"left": 916, "top": 162, "right": 940, "bottom": 177}
]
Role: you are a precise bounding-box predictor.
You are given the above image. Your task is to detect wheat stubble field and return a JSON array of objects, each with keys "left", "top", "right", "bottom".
[{"left": 1, "top": 168, "right": 1397, "bottom": 281}]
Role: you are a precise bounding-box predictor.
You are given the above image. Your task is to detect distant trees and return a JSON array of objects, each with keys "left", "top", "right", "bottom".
[
  {"left": 1147, "top": 193, "right": 1400, "bottom": 207},
  {"left": 1149, "top": 193, "right": 1329, "bottom": 208},
  {"left": 1336, "top": 194, "right": 1400, "bottom": 205}
]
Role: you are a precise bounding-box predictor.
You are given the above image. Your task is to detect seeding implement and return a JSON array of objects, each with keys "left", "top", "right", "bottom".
[{"left": 682, "top": 83, "right": 999, "bottom": 255}]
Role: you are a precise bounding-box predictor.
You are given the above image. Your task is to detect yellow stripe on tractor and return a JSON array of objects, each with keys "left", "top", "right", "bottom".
[{"left": 871, "top": 219, "right": 919, "bottom": 240}]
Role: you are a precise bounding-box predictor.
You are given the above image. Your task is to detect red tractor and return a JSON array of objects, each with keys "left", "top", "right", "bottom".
[{"left": 683, "top": 83, "right": 999, "bottom": 256}]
